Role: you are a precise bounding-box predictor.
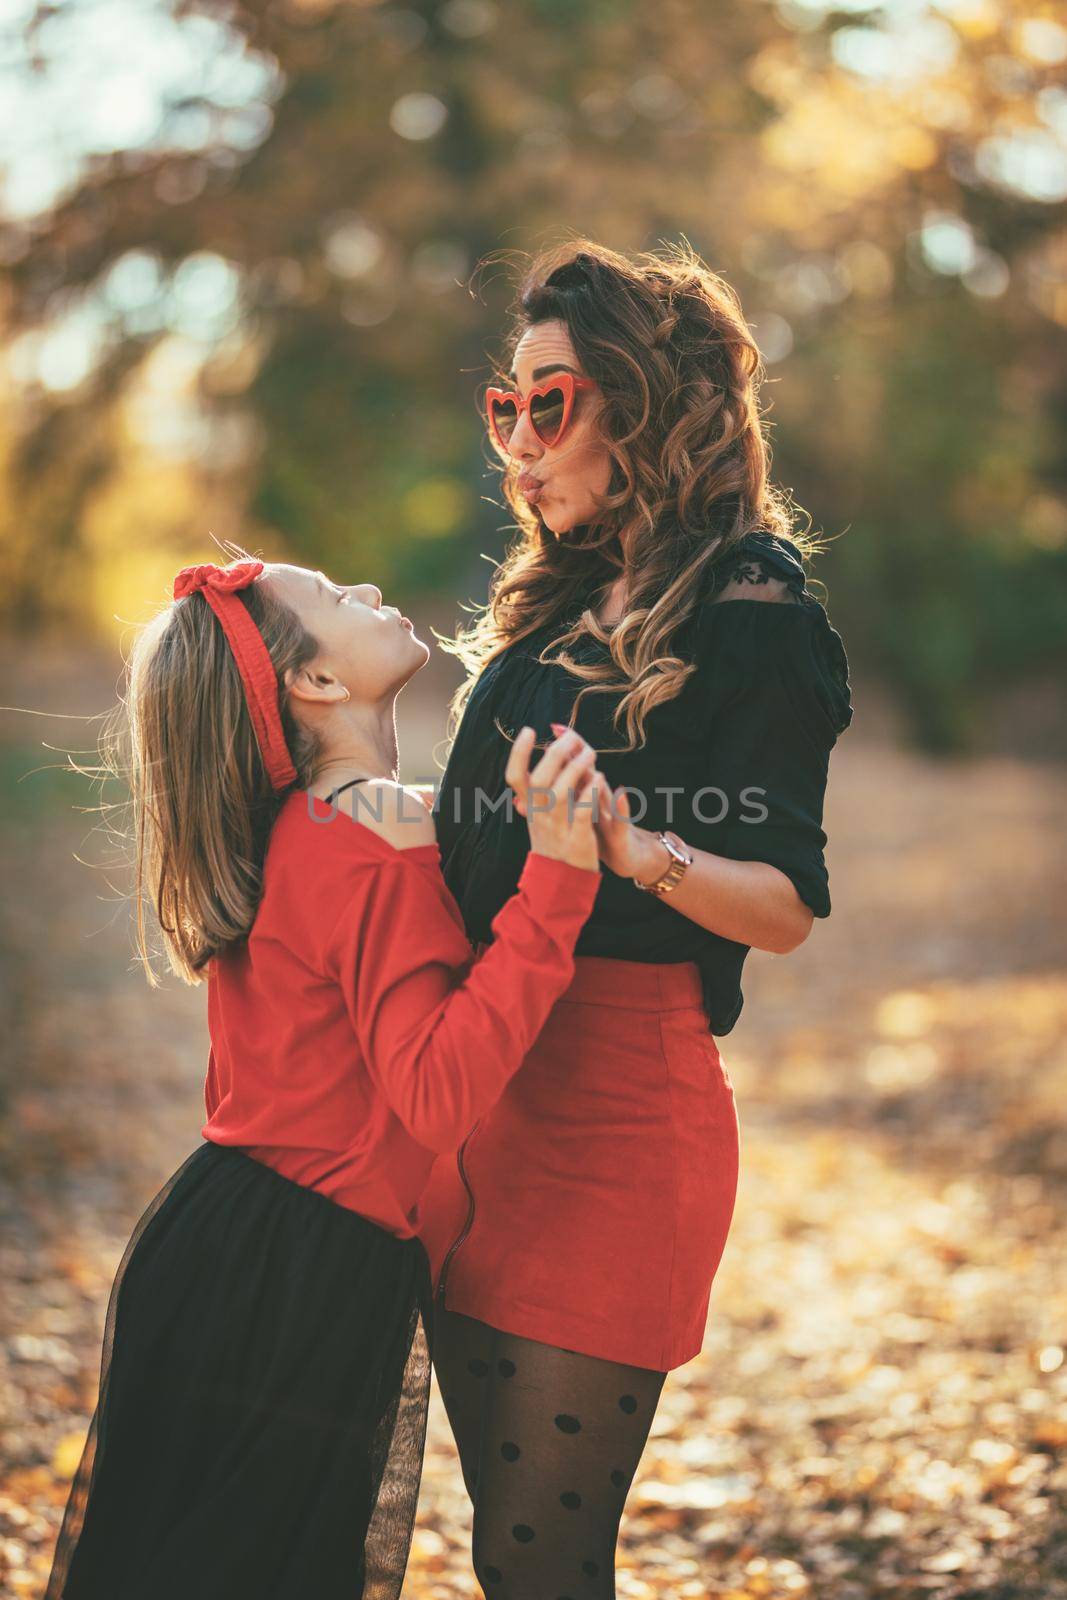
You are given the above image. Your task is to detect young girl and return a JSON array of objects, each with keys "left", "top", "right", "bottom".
[{"left": 45, "top": 554, "right": 603, "bottom": 1600}]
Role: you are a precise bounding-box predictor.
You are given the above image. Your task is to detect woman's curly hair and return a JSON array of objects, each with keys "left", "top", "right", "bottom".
[{"left": 440, "top": 237, "right": 818, "bottom": 751}]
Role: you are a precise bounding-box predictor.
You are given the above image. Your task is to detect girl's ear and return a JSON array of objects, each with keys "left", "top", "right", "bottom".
[
  {"left": 285, "top": 665, "right": 313, "bottom": 704},
  {"left": 285, "top": 664, "right": 351, "bottom": 706}
]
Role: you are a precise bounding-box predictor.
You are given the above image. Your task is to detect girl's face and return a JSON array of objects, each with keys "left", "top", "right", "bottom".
[
  {"left": 498, "top": 319, "right": 613, "bottom": 537},
  {"left": 266, "top": 565, "right": 430, "bottom": 708}
]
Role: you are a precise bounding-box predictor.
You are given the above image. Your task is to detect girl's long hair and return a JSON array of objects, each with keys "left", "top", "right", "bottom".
[
  {"left": 441, "top": 238, "right": 818, "bottom": 750},
  {"left": 106, "top": 548, "right": 320, "bottom": 987}
]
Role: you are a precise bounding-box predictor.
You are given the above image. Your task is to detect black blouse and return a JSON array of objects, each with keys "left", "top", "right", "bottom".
[{"left": 432, "top": 530, "right": 854, "bottom": 1036}]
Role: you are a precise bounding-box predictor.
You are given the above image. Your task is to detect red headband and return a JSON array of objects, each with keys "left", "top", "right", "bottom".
[{"left": 172, "top": 560, "right": 298, "bottom": 793}]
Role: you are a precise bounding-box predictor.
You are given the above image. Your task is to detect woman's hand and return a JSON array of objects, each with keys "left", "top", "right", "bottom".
[
  {"left": 505, "top": 726, "right": 599, "bottom": 874},
  {"left": 590, "top": 772, "right": 673, "bottom": 886}
]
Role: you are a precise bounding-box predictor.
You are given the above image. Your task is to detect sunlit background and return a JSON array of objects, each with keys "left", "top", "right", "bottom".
[{"left": 2, "top": 2, "right": 1066, "bottom": 1597}]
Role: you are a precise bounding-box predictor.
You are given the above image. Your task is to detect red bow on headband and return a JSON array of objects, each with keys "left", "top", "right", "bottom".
[
  {"left": 172, "top": 560, "right": 298, "bottom": 793},
  {"left": 173, "top": 559, "right": 265, "bottom": 599}
]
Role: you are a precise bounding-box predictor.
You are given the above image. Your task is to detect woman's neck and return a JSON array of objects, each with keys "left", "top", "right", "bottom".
[{"left": 593, "top": 573, "right": 628, "bottom": 628}]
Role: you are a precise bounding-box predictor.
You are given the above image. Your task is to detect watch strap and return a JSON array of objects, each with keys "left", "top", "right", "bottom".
[{"left": 633, "top": 831, "right": 692, "bottom": 896}]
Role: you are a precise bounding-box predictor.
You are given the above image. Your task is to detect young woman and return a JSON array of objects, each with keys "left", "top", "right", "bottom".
[
  {"left": 417, "top": 241, "right": 855, "bottom": 1596},
  {"left": 44, "top": 553, "right": 605, "bottom": 1600}
]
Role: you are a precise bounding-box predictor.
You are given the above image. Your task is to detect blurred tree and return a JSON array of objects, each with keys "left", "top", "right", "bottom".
[{"left": 1, "top": 0, "right": 1065, "bottom": 751}]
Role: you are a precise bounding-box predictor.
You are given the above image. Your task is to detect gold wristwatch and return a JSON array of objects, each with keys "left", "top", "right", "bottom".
[{"left": 633, "top": 830, "right": 693, "bottom": 896}]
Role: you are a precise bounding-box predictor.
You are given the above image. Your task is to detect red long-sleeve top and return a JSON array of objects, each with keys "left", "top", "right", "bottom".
[{"left": 202, "top": 789, "right": 601, "bottom": 1238}]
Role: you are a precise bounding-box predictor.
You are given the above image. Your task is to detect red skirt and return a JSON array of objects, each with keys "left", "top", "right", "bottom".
[{"left": 416, "top": 955, "right": 741, "bottom": 1372}]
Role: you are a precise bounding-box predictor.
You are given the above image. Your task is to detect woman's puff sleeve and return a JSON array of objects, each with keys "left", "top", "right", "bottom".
[
  {"left": 325, "top": 847, "right": 601, "bottom": 1154},
  {"left": 688, "top": 599, "right": 853, "bottom": 920}
]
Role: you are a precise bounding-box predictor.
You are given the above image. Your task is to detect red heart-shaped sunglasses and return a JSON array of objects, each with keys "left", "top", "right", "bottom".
[{"left": 483, "top": 370, "right": 598, "bottom": 453}]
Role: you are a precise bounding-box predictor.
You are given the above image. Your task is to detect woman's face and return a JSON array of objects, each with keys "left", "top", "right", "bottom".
[
  {"left": 503, "top": 319, "right": 613, "bottom": 537},
  {"left": 266, "top": 565, "right": 430, "bottom": 708}
]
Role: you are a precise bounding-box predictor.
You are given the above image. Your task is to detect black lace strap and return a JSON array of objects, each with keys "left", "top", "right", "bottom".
[{"left": 712, "top": 530, "right": 810, "bottom": 600}]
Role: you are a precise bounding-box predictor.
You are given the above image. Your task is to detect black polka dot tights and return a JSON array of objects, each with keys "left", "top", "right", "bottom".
[{"left": 431, "top": 1306, "right": 668, "bottom": 1599}]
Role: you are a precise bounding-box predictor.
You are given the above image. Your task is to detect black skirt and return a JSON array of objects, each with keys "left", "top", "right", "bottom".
[{"left": 45, "top": 1140, "right": 434, "bottom": 1600}]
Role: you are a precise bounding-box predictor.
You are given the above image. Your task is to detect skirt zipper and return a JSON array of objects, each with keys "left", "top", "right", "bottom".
[{"left": 436, "top": 1119, "right": 480, "bottom": 1305}]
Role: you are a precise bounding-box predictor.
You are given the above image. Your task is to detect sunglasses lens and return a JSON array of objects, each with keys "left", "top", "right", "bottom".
[
  {"left": 529, "top": 386, "right": 566, "bottom": 445},
  {"left": 489, "top": 396, "right": 519, "bottom": 445}
]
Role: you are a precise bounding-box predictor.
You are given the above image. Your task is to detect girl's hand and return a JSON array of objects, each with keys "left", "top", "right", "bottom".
[
  {"left": 590, "top": 771, "right": 673, "bottom": 886},
  {"left": 505, "top": 726, "right": 599, "bottom": 874}
]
